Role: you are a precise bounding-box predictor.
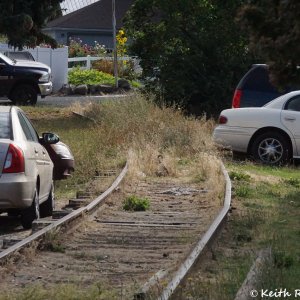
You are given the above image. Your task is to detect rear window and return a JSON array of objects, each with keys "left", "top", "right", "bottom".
[
  {"left": 0, "top": 112, "right": 10, "bottom": 139},
  {"left": 239, "top": 66, "right": 277, "bottom": 92}
]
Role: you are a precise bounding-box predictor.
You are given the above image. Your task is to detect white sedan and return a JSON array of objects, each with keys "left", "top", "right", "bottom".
[{"left": 213, "top": 91, "right": 300, "bottom": 165}]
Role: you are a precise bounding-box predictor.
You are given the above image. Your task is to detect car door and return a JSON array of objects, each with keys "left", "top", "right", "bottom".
[
  {"left": 17, "top": 111, "right": 53, "bottom": 202},
  {"left": 281, "top": 95, "right": 300, "bottom": 155}
]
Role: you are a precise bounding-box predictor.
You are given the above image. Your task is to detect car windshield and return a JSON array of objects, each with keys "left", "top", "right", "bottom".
[
  {"left": 0, "top": 52, "right": 15, "bottom": 65},
  {"left": 0, "top": 112, "right": 11, "bottom": 138},
  {"left": 5, "top": 51, "right": 35, "bottom": 61}
]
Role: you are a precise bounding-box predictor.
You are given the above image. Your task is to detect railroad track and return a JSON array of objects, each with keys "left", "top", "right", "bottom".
[
  {"left": 0, "top": 167, "right": 126, "bottom": 260},
  {"left": 0, "top": 162, "right": 231, "bottom": 300}
]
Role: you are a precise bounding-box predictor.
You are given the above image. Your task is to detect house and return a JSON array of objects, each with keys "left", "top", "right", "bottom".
[{"left": 43, "top": 0, "right": 133, "bottom": 48}]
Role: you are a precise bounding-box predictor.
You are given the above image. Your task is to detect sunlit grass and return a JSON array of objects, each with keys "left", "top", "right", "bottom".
[{"left": 175, "top": 161, "right": 300, "bottom": 299}]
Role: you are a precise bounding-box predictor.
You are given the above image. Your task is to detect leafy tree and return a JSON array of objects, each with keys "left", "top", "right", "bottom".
[
  {"left": 125, "top": 0, "right": 252, "bottom": 115},
  {"left": 0, "top": 0, "right": 62, "bottom": 49},
  {"left": 237, "top": 0, "right": 300, "bottom": 88}
]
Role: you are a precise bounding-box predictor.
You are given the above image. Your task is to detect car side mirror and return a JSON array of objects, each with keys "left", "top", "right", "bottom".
[{"left": 42, "top": 132, "right": 60, "bottom": 144}]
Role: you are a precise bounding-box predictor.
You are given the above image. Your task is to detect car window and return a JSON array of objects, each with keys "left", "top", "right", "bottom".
[
  {"left": 18, "top": 112, "right": 38, "bottom": 142},
  {"left": 0, "top": 112, "right": 10, "bottom": 139},
  {"left": 4, "top": 51, "right": 35, "bottom": 61},
  {"left": 240, "top": 66, "right": 277, "bottom": 92},
  {"left": 285, "top": 96, "right": 300, "bottom": 112}
]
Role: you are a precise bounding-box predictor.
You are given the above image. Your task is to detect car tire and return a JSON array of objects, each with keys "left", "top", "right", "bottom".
[
  {"left": 40, "top": 183, "right": 55, "bottom": 217},
  {"left": 21, "top": 188, "right": 40, "bottom": 229},
  {"left": 10, "top": 84, "right": 38, "bottom": 106},
  {"left": 251, "top": 131, "right": 291, "bottom": 165}
]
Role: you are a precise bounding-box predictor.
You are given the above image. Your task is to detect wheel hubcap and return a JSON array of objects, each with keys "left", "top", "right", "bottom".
[{"left": 258, "top": 138, "right": 283, "bottom": 163}]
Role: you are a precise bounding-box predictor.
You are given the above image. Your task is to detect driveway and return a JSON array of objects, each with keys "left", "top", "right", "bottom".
[{"left": 0, "top": 94, "right": 131, "bottom": 107}]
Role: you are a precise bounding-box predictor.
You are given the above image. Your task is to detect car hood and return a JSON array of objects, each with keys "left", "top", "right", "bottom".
[{"left": 14, "top": 60, "right": 51, "bottom": 73}]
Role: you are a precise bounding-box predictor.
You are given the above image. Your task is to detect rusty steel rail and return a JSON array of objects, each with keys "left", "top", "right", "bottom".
[
  {"left": 157, "top": 162, "right": 232, "bottom": 300},
  {"left": 0, "top": 163, "right": 128, "bottom": 263}
]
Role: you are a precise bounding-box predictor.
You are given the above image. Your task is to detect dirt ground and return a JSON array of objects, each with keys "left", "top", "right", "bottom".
[{"left": 0, "top": 173, "right": 223, "bottom": 299}]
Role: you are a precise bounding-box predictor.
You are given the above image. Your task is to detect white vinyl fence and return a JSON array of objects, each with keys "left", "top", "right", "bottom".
[
  {"left": 68, "top": 55, "right": 142, "bottom": 73},
  {"left": 0, "top": 44, "right": 68, "bottom": 92}
]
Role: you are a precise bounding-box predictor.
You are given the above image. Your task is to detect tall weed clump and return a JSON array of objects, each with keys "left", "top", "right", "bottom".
[
  {"left": 83, "top": 94, "right": 221, "bottom": 183},
  {"left": 29, "top": 94, "right": 222, "bottom": 196}
]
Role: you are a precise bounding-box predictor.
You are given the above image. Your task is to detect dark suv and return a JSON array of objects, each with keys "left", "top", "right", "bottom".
[
  {"left": 0, "top": 52, "right": 52, "bottom": 105},
  {"left": 232, "top": 64, "right": 298, "bottom": 108}
]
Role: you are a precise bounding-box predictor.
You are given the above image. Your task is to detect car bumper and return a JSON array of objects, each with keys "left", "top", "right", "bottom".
[
  {"left": 213, "top": 126, "right": 254, "bottom": 153},
  {"left": 0, "top": 173, "right": 35, "bottom": 210},
  {"left": 38, "top": 81, "right": 53, "bottom": 96}
]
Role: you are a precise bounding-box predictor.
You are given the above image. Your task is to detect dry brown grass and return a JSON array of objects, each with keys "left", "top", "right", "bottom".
[
  {"left": 72, "top": 94, "right": 223, "bottom": 194},
  {"left": 29, "top": 94, "right": 222, "bottom": 199}
]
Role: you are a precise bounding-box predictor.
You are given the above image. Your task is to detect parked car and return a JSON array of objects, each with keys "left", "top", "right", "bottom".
[
  {"left": 232, "top": 64, "right": 298, "bottom": 108},
  {"left": 0, "top": 52, "right": 52, "bottom": 105},
  {"left": 214, "top": 91, "right": 300, "bottom": 165},
  {"left": 4, "top": 51, "right": 35, "bottom": 61},
  {"left": 0, "top": 106, "right": 73, "bottom": 228},
  {"left": 43, "top": 141, "right": 75, "bottom": 180}
]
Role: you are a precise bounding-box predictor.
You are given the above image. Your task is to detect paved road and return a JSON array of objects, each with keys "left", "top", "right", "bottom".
[{"left": 0, "top": 94, "right": 131, "bottom": 107}]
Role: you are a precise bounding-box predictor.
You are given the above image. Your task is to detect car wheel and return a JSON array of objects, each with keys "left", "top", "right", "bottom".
[
  {"left": 21, "top": 188, "right": 40, "bottom": 229},
  {"left": 10, "top": 84, "right": 38, "bottom": 106},
  {"left": 40, "top": 183, "right": 55, "bottom": 217},
  {"left": 251, "top": 132, "right": 291, "bottom": 165}
]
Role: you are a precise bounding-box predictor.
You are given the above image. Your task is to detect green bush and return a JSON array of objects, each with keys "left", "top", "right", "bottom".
[
  {"left": 123, "top": 195, "right": 150, "bottom": 211},
  {"left": 68, "top": 68, "right": 115, "bottom": 86},
  {"left": 68, "top": 68, "right": 141, "bottom": 88}
]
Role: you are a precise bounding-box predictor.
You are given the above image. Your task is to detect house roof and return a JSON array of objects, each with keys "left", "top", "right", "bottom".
[
  {"left": 47, "top": 0, "right": 133, "bottom": 30},
  {"left": 60, "top": 0, "right": 99, "bottom": 16}
]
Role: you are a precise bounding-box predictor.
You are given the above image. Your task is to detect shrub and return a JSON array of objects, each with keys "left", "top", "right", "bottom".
[
  {"left": 92, "top": 59, "right": 137, "bottom": 81},
  {"left": 68, "top": 37, "right": 106, "bottom": 58},
  {"left": 123, "top": 195, "right": 150, "bottom": 211},
  {"left": 68, "top": 68, "right": 115, "bottom": 86}
]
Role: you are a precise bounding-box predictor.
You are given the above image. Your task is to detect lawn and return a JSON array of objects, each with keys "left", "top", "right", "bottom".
[{"left": 174, "top": 160, "right": 300, "bottom": 299}]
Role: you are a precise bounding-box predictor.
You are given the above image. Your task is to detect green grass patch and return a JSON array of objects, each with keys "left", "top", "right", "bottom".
[
  {"left": 123, "top": 195, "right": 150, "bottom": 211},
  {"left": 176, "top": 161, "right": 300, "bottom": 299},
  {"left": 235, "top": 185, "right": 252, "bottom": 198},
  {"left": 229, "top": 170, "right": 251, "bottom": 182}
]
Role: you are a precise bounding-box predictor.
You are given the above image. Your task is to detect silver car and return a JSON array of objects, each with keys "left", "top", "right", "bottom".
[
  {"left": 0, "top": 106, "right": 59, "bottom": 228},
  {"left": 213, "top": 91, "right": 300, "bottom": 165}
]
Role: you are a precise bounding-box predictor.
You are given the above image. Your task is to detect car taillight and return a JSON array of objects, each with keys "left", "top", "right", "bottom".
[
  {"left": 3, "top": 144, "right": 25, "bottom": 173},
  {"left": 232, "top": 89, "right": 242, "bottom": 108},
  {"left": 219, "top": 115, "right": 228, "bottom": 124}
]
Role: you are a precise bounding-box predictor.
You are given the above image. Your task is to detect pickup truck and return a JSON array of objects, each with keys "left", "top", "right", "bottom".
[{"left": 0, "top": 52, "right": 52, "bottom": 105}]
